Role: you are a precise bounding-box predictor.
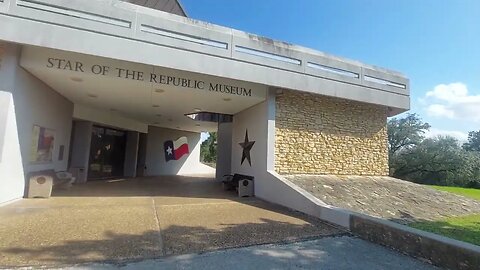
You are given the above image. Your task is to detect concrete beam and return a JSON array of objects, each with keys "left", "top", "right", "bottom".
[{"left": 0, "top": 0, "right": 409, "bottom": 114}]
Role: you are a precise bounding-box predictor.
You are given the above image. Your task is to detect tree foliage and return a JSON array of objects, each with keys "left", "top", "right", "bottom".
[
  {"left": 463, "top": 130, "right": 480, "bottom": 152},
  {"left": 388, "top": 115, "right": 480, "bottom": 188},
  {"left": 387, "top": 113, "right": 430, "bottom": 156},
  {"left": 200, "top": 132, "right": 217, "bottom": 163}
]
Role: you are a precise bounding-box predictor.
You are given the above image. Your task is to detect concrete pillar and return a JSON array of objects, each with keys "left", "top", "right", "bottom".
[
  {"left": 69, "top": 121, "right": 92, "bottom": 183},
  {"left": 136, "top": 132, "right": 147, "bottom": 177},
  {"left": 124, "top": 131, "right": 139, "bottom": 177},
  {"left": 216, "top": 122, "right": 232, "bottom": 181}
]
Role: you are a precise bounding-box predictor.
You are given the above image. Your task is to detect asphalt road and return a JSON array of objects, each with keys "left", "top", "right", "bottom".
[{"left": 63, "top": 236, "right": 438, "bottom": 270}]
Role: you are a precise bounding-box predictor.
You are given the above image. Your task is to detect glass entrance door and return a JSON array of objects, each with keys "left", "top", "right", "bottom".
[{"left": 88, "top": 126, "right": 126, "bottom": 180}]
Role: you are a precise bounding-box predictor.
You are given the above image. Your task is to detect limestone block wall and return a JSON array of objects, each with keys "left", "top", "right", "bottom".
[{"left": 275, "top": 90, "right": 388, "bottom": 176}]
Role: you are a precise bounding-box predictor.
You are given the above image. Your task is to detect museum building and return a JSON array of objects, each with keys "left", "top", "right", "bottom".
[{"left": 0, "top": 0, "right": 409, "bottom": 221}]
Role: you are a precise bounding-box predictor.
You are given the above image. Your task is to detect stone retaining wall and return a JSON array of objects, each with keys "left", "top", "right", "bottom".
[
  {"left": 275, "top": 90, "right": 388, "bottom": 175},
  {"left": 350, "top": 213, "right": 480, "bottom": 270}
]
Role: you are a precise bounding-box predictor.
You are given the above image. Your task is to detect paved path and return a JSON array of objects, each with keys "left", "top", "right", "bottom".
[
  {"left": 58, "top": 236, "right": 438, "bottom": 270},
  {"left": 289, "top": 175, "right": 480, "bottom": 224},
  {"left": 0, "top": 176, "right": 342, "bottom": 267}
]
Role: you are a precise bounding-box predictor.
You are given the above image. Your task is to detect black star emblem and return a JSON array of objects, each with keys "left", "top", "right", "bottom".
[{"left": 239, "top": 130, "right": 255, "bottom": 166}]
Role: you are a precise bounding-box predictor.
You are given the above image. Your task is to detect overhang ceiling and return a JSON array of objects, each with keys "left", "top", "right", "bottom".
[{"left": 20, "top": 46, "right": 267, "bottom": 133}]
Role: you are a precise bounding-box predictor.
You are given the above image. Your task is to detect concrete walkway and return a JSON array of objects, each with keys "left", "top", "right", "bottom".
[
  {"left": 55, "top": 237, "right": 438, "bottom": 270},
  {"left": 0, "top": 175, "right": 343, "bottom": 267}
]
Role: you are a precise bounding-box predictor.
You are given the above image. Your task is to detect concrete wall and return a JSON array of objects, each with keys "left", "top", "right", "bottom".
[
  {"left": 275, "top": 90, "right": 389, "bottom": 176},
  {"left": 231, "top": 101, "right": 269, "bottom": 192},
  {"left": 0, "top": 91, "right": 25, "bottom": 204},
  {"left": 0, "top": 44, "right": 74, "bottom": 176},
  {"left": 216, "top": 122, "right": 232, "bottom": 181},
  {"left": 136, "top": 132, "right": 148, "bottom": 177},
  {"left": 0, "top": 0, "right": 410, "bottom": 114},
  {"left": 229, "top": 89, "right": 351, "bottom": 227},
  {"left": 145, "top": 126, "right": 215, "bottom": 176},
  {"left": 0, "top": 43, "right": 73, "bottom": 202},
  {"left": 124, "top": 131, "right": 139, "bottom": 177}
]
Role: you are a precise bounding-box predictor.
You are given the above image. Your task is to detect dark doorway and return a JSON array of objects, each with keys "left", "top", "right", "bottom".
[{"left": 88, "top": 126, "right": 126, "bottom": 180}]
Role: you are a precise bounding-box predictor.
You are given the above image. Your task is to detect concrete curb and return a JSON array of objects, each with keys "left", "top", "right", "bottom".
[
  {"left": 350, "top": 212, "right": 480, "bottom": 270},
  {"left": 268, "top": 173, "right": 480, "bottom": 270}
]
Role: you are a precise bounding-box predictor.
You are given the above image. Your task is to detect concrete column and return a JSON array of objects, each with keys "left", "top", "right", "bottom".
[
  {"left": 69, "top": 121, "right": 92, "bottom": 183},
  {"left": 136, "top": 132, "right": 147, "bottom": 177},
  {"left": 124, "top": 131, "right": 139, "bottom": 177},
  {"left": 216, "top": 122, "right": 232, "bottom": 181},
  {"left": 266, "top": 88, "right": 276, "bottom": 171}
]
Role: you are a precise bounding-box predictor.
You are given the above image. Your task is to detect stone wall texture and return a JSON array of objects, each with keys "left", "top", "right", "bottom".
[{"left": 275, "top": 90, "right": 388, "bottom": 176}]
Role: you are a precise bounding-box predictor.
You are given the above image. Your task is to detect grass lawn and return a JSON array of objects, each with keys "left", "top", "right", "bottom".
[
  {"left": 430, "top": 185, "right": 480, "bottom": 201},
  {"left": 410, "top": 215, "right": 480, "bottom": 246},
  {"left": 409, "top": 185, "right": 480, "bottom": 246}
]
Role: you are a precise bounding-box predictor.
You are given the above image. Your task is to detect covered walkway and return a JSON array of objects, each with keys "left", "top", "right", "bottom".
[{"left": 0, "top": 175, "right": 343, "bottom": 267}]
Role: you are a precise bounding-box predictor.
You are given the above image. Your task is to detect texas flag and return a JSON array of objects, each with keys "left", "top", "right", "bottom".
[{"left": 164, "top": 136, "right": 190, "bottom": 162}]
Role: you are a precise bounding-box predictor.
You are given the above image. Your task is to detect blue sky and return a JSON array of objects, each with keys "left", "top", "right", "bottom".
[{"left": 183, "top": 0, "right": 480, "bottom": 142}]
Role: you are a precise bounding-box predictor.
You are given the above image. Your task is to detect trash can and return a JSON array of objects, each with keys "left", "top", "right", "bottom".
[
  {"left": 238, "top": 179, "right": 254, "bottom": 197},
  {"left": 222, "top": 174, "right": 234, "bottom": 190},
  {"left": 27, "top": 173, "right": 53, "bottom": 198}
]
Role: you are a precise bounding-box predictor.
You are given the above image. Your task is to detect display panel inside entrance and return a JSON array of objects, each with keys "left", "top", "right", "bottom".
[{"left": 88, "top": 126, "right": 126, "bottom": 180}]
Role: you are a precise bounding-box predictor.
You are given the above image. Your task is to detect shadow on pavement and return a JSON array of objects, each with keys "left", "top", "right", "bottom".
[
  {"left": 52, "top": 175, "right": 238, "bottom": 200},
  {"left": 2, "top": 218, "right": 344, "bottom": 267}
]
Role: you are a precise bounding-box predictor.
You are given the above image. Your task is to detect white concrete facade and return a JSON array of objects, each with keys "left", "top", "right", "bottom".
[
  {"left": 0, "top": 42, "right": 219, "bottom": 203},
  {"left": 0, "top": 92, "right": 25, "bottom": 204},
  {"left": 0, "top": 0, "right": 410, "bottom": 227}
]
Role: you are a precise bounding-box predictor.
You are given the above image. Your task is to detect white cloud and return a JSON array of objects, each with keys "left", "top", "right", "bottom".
[
  {"left": 426, "top": 104, "right": 455, "bottom": 119},
  {"left": 425, "top": 82, "right": 468, "bottom": 101},
  {"left": 423, "top": 83, "right": 480, "bottom": 122},
  {"left": 424, "top": 128, "right": 468, "bottom": 143}
]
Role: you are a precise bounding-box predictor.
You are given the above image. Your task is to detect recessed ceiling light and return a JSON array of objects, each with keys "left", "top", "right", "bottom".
[
  {"left": 70, "top": 77, "right": 83, "bottom": 82},
  {"left": 87, "top": 94, "right": 98, "bottom": 98},
  {"left": 152, "top": 104, "right": 160, "bottom": 108},
  {"left": 155, "top": 89, "right": 165, "bottom": 93},
  {"left": 223, "top": 98, "right": 232, "bottom": 102}
]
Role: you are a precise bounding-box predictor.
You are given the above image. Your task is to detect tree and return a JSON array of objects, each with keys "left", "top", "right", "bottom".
[
  {"left": 200, "top": 132, "right": 217, "bottom": 163},
  {"left": 387, "top": 113, "right": 431, "bottom": 156},
  {"left": 461, "top": 130, "right": 480, "bottom": 187},
  {"left": 387, "top": 113, "right": 431, "bottom": 176},
  {"left": 387, "top": 114, "right": 480, "bottom": 188},
  {"left": 462, "top": 151, "right": 480, "bottom": 188},
  {"left": 463, "top": 130, "right": 480, "bottom": 152},
  {"left": 391, "top": 136, "right": 465, "bottom": 185}
]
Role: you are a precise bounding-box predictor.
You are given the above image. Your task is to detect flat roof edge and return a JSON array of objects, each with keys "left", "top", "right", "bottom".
[
  {"left": 108, "top": 0, "right": 406, "bottom": 78},
  {"left": 176, "top": 0, "right": 188, "bottom": 17},
  {"left": 0, "top": 0, "right": 410, "bottom": 110}
]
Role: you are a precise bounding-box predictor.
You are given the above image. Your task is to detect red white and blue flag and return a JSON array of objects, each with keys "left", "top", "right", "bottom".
[{"left": 164, "top": 136, "right": 189, "bottom": 161}]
